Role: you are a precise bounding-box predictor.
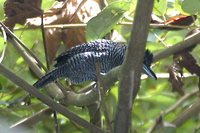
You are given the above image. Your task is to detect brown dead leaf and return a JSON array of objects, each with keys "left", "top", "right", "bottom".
[
  {"left": 26, "top": 0, "right": 102, "bottom": 64},
  {"left": 168, "top": 62, "right": 184, "bottom": 96},
  {"left": 174, "top": 28, "right": 200, "bottom": 77},
  {"left": 153, "top": 15, "right": 197, "bottom": 30},
  {"left": 164, "top": 15, "right": 197, "bottom": 27},
  {"left": 3, "top": 0, "right": 42, "bottom": 29},
  {"left": 174, "top": 52, "right": 200, "bottom": 77},
  {"left": 168, "top": 28, "right": 200, "bottom": 96},
  {"left": 44, "top": 28, "right": 62, "bottom": 65}
]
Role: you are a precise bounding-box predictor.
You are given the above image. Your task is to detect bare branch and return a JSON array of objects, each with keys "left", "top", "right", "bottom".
[
  {"left": 172, "top": 99, "right": 200, "bottom": 127},
  {"left": 40, "top": 11, "right": 50, "bottom": 69},
  {"left": 10, "top": 108, "right": 53, "bottom": 128},
  {"left": 0, "top": 64, "right": 104, "bottom": 133},
  {"left": 164, "top": 89, "right": 198, "bottom": 114},
  {"left": 0, "top": 22, "right": 47, "bottom": 72},
  {"left": 114, "top": 0, "right": 154, "bottom": 133},
  {"left": 147, "top": 89, "right": 199, "bottom": 133},
  {"left": 153, "top": 31, "right": 200, "bottom": 62},
  {"left": 13, "top": 22, "right": 198, "bottom": 31}
]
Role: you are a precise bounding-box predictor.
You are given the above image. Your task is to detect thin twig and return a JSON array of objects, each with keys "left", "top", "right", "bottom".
[
  {"left": 41, "top": 11, "right": 50, "bottom": 69},
  {"left": 95, "top": 62, "right": 103, "bottom": 102},
  {"left": 0, "top": 25, "right": 7, "bottom": 63},
  {"left": 147, "top": 89, "right": 199, "bottom": 133},
  {"left": 13, "top": 22, "right": 199, "bottom": 31},
  {"left": 40, "top": 12, "right": 60, "bottom": 132},
  {"left": 0, "top": 22, "right": 47, "bottom": 72},
  {"left": 153, "top": 31, "right": 200, "bottom": 62},
  {"left": 146, "top": 115, "right": 164, "bottom": 133},
  {"left": 10, "top": 108, "right": 53, "bottom": 128},
  {"left": 53, "top": 111, "right": 60, "bottom": 133},
  {"left": 15, "top": 23, "right": 87, "bottom": 30},
  {"left": 198, "top": 78, "right": 200, "bottom": 92},
  {"left": 95, "top": 62, "right": 113, "bottom": 132},
  {"left": 172, "top": 99, "right": 200, "bottom": 127},
  {"left": 1, "top": 21, "right": 65, "bottom": 101},
  {"left": 150, "top": 31, "right": 168, "bottom": 47},
  {"left": 8, "top": 36, "right": 44, "bottom": 77},
  {"left": 40, "top": 14, "right": 70, "bottom": 95},
  {"left": 164, "top": 89, "right": 198, "bottom": 114},
  {"left": 87, "top": 103, "right": 102, "bottom": 132}
]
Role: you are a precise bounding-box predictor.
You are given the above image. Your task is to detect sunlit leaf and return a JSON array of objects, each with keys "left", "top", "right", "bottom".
[
  {"left": 153, "top": 0, "right": 167, "bottom": 16},
  {"left": 86, "top": 1, "right": 130, "bottom": 41}
]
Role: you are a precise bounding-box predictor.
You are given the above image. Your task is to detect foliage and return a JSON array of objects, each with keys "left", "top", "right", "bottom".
[
  {"left": 0, "top": 0, "right": 200, "bottom": 133},
  {"left": 182, "top": 0, "right": 200, "bottom": 14},
  {"left": 86, "top": 1, "right": 130, "bottom": 41}
]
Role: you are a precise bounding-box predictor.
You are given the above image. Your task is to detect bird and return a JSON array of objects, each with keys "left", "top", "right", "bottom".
[{"left": 33, "top": 39, "right": 157, "bottom": 88}]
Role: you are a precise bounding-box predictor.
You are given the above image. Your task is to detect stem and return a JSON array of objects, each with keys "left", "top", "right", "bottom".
[
  {"left": 153, "top": 31, "right": 200, "bottom": 62},
  {"left": 114, "top": 1, "right": 154, "bottom": 133}
]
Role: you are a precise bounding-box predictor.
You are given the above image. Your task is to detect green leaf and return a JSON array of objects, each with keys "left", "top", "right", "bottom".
[
  {"left": 86, "top": 1, "right": 130, "bottom": 41},
  {"left": 0, "top": 0, "right": 6, "bottom": 20},
  {"left": 153, "top": 0, "right": 167, "bottom": 16},
  {"left": 2, "top": 43, "right": 19, "bottom": 68},
  {"left": 182, "top": 0, "right": 200, "bottom": 14},
  {"left": 42, "top": 0, "right": 55, "bottom": 10},
  {"left": 174, "top": 0, "right": 183, "bottom": 13}
]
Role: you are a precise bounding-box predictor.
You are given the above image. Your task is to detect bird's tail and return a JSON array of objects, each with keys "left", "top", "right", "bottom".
[
  {"left": 33, "top": 67, "right": 65, "bottom": 88},
  {"left": 143, "top": 50, "right": 157, "bottom": 80}
]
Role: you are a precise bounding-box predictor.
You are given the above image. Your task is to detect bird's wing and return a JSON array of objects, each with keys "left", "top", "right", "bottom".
[{"left": 54, "top": 39, "right": 118, "bottom": 67}]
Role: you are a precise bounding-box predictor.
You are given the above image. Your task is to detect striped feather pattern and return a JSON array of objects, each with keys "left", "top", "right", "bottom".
[{"left": 33, "top": 39, "right": 156, "bottom": 88}]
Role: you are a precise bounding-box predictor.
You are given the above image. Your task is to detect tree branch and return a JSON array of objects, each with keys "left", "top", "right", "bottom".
[
  {"left": 0, "top": 21, "right": 65, "bottom": 100},
  {"left": 146, "top": 89, "right": 199, "bottom": 133},
  {"left": 0, "top": 64, "right": 104, "bottom": 133},
  {"left": 114, "top": 0, "right": 154, "bottom": 133},
  {"left": 164, "top": 89, "right": 198, "bottom": 115},
  {"left": 0, "top": 22, "right": 47, "bottom": 72},
  {"left": 13, "top": 22, "right": 197, "bottom": 31},
  {"left": 10, "top": 108, "right": 53, "bottom": 128},
  {"left": 171, "top": 99, "right": 200, "bottom": 127},
  {"left": 153, "top": 30, "right": 200, "bottom": 62}
]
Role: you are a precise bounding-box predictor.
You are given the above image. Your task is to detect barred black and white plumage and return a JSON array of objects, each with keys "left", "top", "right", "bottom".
[{"left": 33, "top": 39, "right": 156, "bottom": 88}]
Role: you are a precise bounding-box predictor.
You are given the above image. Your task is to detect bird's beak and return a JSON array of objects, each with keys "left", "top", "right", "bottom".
[{"left": 143, "top": 64, "right": 157, "bottom": 80}]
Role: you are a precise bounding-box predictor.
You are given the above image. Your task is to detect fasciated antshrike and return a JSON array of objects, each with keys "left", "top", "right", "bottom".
[{"left": 33, "top": 39, "right": 157, "bottom": 88}]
